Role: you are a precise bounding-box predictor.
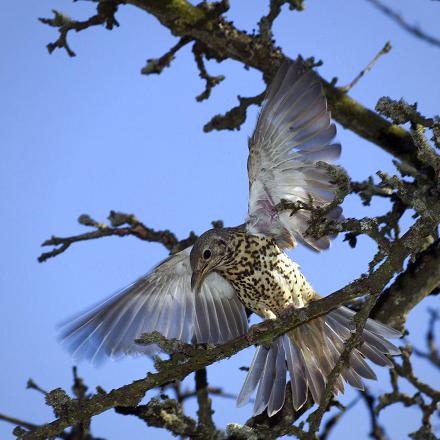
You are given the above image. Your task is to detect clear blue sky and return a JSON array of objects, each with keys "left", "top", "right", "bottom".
[{"left": 1, "top": 1, "right": 439, "bottom": 439}]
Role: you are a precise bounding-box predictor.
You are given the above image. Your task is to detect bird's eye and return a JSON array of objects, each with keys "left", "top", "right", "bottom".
[{"left": 203, "top": 249, "right": 212, "bottom": 260}]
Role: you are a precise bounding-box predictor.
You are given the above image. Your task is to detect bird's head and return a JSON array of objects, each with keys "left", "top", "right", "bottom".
[{"left": 190, "top": 229, "right": 231, "bottom": 293}]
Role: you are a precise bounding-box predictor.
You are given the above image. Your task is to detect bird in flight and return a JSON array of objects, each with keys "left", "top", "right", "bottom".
[{"left": 61, "top": 60, "right": 400, "bottom": 417}]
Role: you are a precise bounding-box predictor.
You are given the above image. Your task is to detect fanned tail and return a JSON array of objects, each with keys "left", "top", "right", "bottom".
[{"left": 237, "top": 306, "right": 400, "bottom": 416}]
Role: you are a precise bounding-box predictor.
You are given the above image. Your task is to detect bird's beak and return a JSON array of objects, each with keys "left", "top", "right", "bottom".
[{"left": 191, "top": 269, "right": 207, "bottom": 294}]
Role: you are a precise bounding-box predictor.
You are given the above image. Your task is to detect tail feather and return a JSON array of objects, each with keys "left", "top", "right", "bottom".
[
  {"left": 237, "top": 346, "right": 268, "bottom": 407},
  {"left": 325, "top": 315, "right": 377, "bottom": 380},
  {"left": 297, "top": 345, "right": 326, "bottom": 405},
  {"left": 268, "top": 341, "right": 287, "bottom": 416},
  {"left": 237, "top": 307, "right": 400, "bottom": 416},
  {"left": 254, "top": 343, "right": 277, "bottom": 415},
  {"left": 359, "top": 342, "right": 393, "bottom": 367},
  {"left": 342, "top": 367, "right": 365, "bottom": 390},
  {"left": 349, "top": 350, "right": 377, "bottom": 380},
  {"left": 333, "top": 306, "right": 401, "bottom": 338},
  {"left": 362, "top": 328, "right": 401, "bottom": 355},
  {"left": 282, "top": 335, "right": 308, "bottom": 410},
  {"left": 320, "top": 330, "right": 345, "bottom": 395}
]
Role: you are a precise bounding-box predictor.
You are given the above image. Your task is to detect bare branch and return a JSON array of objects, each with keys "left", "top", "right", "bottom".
[
  {"left": 365, "top": 0, "right": 440, "bottom": 49},
  {"left": 32, "top": 3, "right": 440, "bottom": 438},
  {"left": 27, "top": 379, "right": 48, "bottom": 396},
  {"left": 39, "top": 2, "right": 121, "bottom": 57},
  {"left": 115, "top": 397, "right": 199, "bottom": 437},
  {"left": 351, "top": 177, "right": 395, "bottom": 206},
  {"left": 38, "top": 211, "right": 197, "bottom": 263},
  {"left": 258, "top": 0, "right": 304, "bottom": 42},
  {"left": 375, "top": 346, "right": 440, "bottom": 439},
  {"left": 0, "top": 414, "right": 37, "bottom": 433},
  {"left": 204, "top": 92, "right": 265, "bottom": 132},
  {"left": 320, "top": 398, "right": 360, "bottom": 440},
  {"left": 192, "top": 42, "right": 225, "bottom": 102},
  {"left": 413, "top": 309, "right": 440, "bottom": 369},
  {"left": 359, "top": 389, "right": 388, "bottom": 440},
  {"left": 372, "top": 238, "right": 440, "bottom": 330},
  {"left": 17, "top": 207, "right": 440, "bottom": 439},
  {"left": 141, "top": 36, "right": 192, "bottom": 75},
  {"left": 41, "top": 0, "right": 425, "bottom": 169},
  {"left": 392, "top": 346, "right": 440, "bottom": 401},
  {"left": 376, "top": 97, "right": 436, "bottom": 127},
  {"left": 195, "top": 369, "right": 216, "bottom": 435},
  {"left": 341, "top": 42, "right": 392, "bottom": 93}
]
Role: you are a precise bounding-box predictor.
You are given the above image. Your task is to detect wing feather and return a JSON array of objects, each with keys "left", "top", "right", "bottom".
[
  {"left": 246, "top": 59, "right": 343, "bottom": 249},
  {"left": 59, "top": 247, "right": 248, "bottom": 364}
]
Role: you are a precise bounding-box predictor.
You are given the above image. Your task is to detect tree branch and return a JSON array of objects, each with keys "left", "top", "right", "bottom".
[
  {"left": 360, "top": 389, "right": 388, "bottom": 440},
  {"left": 195, "top": 368, "right": 216, "bottom": 435},
  {"left": 204, "top": 92, "right": 265, "bottom": 132},
  {"left": 115, "top": 397, "right": 200, "bottom": 437},
  {"left": 141, "top": 36, "right": 192, "bottom": 75},
  {"left": 375, "top": 346, "right": 440, "bottom": 439},
  {"left": 38, "top": 211, "right": 197, "bottom": 262},
  {"left": 340, "top": 41, "right": 392, "bottom": 93},
  {"left": 413, "top": 309, "right": 440, "bottom": 369},
  {"left": 39, "top": 2, "right": 121, "bottom": 57},
  {"left": 192, "top": 42, "right": 225, "bottom": 102},
  {"left": 320, "top": 398, "right": 359, "bottom": 440},
  {"left": 17, "top": 207, "right": 440, "bottom": 439},
  {"left": 41, "top": 0, "right": 424, "bottom": 169},
  {"left": 0, "top": 414, "right": 37, "bottom": 433},
  {"left": 372, "top": 238, "right": 440, "bottom": 329},
  {"left": 365, "top": 0, "right": 440, "bottom": 49},
  {"left": 306, "top": 291, "right": 383, "bottom": 438}
]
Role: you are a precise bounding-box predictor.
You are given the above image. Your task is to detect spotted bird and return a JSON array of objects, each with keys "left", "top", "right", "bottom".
[{"left": 61, "top": 60, "right": 401, "bottom": 417}]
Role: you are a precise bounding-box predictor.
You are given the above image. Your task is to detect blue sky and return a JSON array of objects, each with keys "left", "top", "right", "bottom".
[{"left": 1, "top": 1, "right": 439, "bottom": 439}]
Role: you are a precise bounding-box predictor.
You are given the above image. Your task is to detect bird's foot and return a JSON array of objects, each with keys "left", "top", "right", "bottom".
[
  {"left": 245, "top": 319, "right": 276, "bottom": 345},
  {"left": 279, "top": 303, "right": 299, "bottom": 320}
]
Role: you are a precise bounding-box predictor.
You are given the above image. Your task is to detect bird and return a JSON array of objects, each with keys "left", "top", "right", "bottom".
[{"left": 60, "top": 59, "right": 401, "bottom": 417}]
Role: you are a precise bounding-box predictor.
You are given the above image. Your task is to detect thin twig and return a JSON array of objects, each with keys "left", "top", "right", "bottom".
[
  {"left": 320, "top": 398, "right": 360, "bottom": 440},
  {"left": 0, "top": 414, "right": 37, "bottom": 432},
  {"left": 258, "top": 0, "right": 289, "bottom": 41},
  {"left": 141, "top": 37, "right": 192, "bottom": 75},
  {"left": 192, "top": 42, "right": 225, "bottom": 102},
  {"left": 203, "top": 92, "right": 265, "bottom": 132},
  {"left": 115, "top": 397, "right": 199, "bottom": 437},
  {"left": 26, "top": 379, "right": 48, "bottom": 395},
  {"left": 375, "top": 345, "right": 440, "bottom": 439},
  {"left": 38, "top": 211, "right": 197, "bottom": 262},
  {"left": 340, "top": 42, "right": 392, "bottom": 92},
  {"left": 39, "top": 2, "right": 121, "bottom": 57},
  {"left": 365, "top": 0, "right": 440, "bottom": 48},
  {"left": 360, "top": 388, "right": 388, "bottom": 440},
  {"left": 413, "top": 309, "right": 440, "bottom": 368},
  {"left": 195, "top": 368, "right": 216, "bottom": 434}
]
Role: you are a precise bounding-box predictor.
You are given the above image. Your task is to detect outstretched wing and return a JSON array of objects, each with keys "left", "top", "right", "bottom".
[
  {"left": 247, "top": 60, "right": 343, "bottom": 250},
  {"left": 60, "top": 247, "right": 248, "bottom": 364}
]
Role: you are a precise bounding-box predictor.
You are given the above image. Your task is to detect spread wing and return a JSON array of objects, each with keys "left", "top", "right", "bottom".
[
  {"left": 60, "top": 247, "right": 248, "bottom": 364},
  {"left": 246, "top": 60, "right": 343, "bottom": 250}
]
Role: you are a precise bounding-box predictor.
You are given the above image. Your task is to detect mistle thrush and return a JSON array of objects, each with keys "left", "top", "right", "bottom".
[{"left": 61, "top": 60, "right": 400, "bottom": 417}]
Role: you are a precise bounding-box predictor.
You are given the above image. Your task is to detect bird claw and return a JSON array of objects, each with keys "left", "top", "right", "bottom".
[
  {"left": 279, "top": 303, "right": 299, "bottom": 320},
  {"left": 245, "top": 319, "right": 275, "bottom": 344}
]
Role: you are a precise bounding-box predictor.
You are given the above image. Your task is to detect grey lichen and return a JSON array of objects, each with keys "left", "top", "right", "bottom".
[{"left": 226, "top": 423, "right": 262, "bottom": 440}]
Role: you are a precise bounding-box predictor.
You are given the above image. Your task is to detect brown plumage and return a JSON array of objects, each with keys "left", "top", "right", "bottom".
[
  {"left": 189, "top": 228, "right": 400, "bottom": 415},
  {"left": 59, "top": 60, "right": 401, "bottom": 417}
]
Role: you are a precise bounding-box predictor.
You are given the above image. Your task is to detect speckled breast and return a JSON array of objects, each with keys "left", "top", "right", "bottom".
[{"left": 220, "top": 233, "right": 315, "bottom": 318}]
